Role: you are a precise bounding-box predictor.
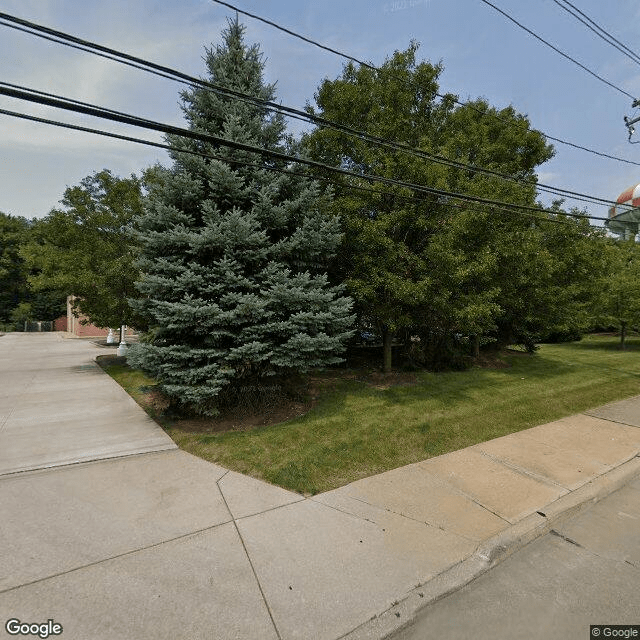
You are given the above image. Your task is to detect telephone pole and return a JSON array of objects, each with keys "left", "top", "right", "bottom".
[{"left": 623, "top": 98, "right": 640, "bottom": 141}]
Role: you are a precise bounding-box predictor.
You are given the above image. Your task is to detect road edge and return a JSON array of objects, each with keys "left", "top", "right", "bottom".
[{"left": 340, "top": 453, "right": 640, "bottom": 640}]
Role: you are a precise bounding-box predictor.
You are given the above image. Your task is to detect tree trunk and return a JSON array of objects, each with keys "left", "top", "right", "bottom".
[
  {"left": 382, "top": 328, "right": 393, "bottom": 374},
  {"left": 473, "top": 335, "right": 480, "bottom": 358},
  {"left": 621, "top": 322, "right": 627, "bottom": 350}
]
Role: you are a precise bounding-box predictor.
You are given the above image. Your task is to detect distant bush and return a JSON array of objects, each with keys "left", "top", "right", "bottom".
[{"left": 539, "top": 329, "right": 584, "bottom": 344}]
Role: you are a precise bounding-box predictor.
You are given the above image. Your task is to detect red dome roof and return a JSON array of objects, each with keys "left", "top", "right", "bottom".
[{"left": 617, "top": 184, "right": 640, "bottom": 207}]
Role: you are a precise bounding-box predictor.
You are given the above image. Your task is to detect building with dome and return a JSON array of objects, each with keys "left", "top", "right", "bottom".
[{"left": 606, "top": 184, "right": 640, "bottom": 240}]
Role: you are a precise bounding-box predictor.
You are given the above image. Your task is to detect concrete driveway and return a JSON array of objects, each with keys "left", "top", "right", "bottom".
[{"left": 0, "top": 332, "right": 174, "bottom": 475}]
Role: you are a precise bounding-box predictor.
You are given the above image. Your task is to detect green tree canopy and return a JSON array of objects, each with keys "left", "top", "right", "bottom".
[
  {"left": 304, "top": 45, "right": 460, "bottom": 371},
  {"left": 0, "top": 212, "right": 66, "bottom": 328},
  {"left": 593, "top": 238, "right": 640, "bottom": 349},
  {"left": 22, "top": 170, "right": 144, "bottom": 329},
  {"left": 0, "top": 212, "right": 31, "bottom": 324},
  {"left": 303, "top": 43, "right": 602, "bottom": 368}
]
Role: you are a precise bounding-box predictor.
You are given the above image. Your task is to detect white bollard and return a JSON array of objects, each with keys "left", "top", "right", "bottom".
[{"left": 116, "top": 325, "right": 128, "bottom": 356}]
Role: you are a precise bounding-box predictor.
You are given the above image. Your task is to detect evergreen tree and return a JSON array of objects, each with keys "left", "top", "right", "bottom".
[{"left": 128, "top": 20, "right": 353, "bottom": 415}]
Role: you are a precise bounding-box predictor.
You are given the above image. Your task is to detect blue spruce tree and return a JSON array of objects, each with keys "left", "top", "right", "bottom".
[{"left": 128, "top": 20, "right": 354, "bottom": 415}]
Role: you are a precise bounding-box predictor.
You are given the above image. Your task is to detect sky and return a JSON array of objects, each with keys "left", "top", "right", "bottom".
[{"left": 2, "top": 0, "right": 640, "bottom": 226}]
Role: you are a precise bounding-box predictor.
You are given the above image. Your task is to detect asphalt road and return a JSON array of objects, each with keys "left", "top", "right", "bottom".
[{"left": 391, "top": 473, "right": 640, "bottom": 640}]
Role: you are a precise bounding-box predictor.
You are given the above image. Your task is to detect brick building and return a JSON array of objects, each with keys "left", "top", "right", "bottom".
[{"left": 55, "top": 296, "right": 134, "bottom": 338}]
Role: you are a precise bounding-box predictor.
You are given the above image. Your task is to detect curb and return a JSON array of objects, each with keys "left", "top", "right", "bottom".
[{"left": 340, "top": 454, "right": 640, "bottom": 640}]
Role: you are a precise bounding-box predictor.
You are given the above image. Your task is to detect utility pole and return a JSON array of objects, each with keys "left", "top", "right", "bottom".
[{"left": 623, "top": 98, "right": 640, "bottom": 141}]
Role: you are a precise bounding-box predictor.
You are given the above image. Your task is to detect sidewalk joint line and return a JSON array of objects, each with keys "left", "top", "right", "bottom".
[
  {"left": 446, "top": 491, "right": 509, "bottom": 525},
  {"left": 0, "top": 372, "right": 37, "bottom": 435},
  {"left": 475, "top": 449, "right": 569, "bottom": 491},
  {"left": 415, "top": 465, "right": 512, "bottom": 525},
  {"left": 0, "top": 519, "right": 234, "bottom": 596},
  {"left": 325, "top": 493, "right": 480, "bottom": 544},
  {"left": 0, "top": 407, "right": 14, "bottom": 434},
  {"left": 0, "top": 447, "right": 178, "bottom": 479},
  {"left": 512, "top": 430, "right": 640, "bottom": 465},
  {"left": 584, "top": 412, "right": 640, "bottom": 432},
  {"left": 216, "top": 475, "right": 282, "bottom": 640},
  {"left": 234, "top": 496, "right": 306, "bottom": 522},
  {"left": 215, "top": 471, "right": 305, "bottom": 521},
  {"left": 308, "top": 495, "right": 386, "bottom": 526}
]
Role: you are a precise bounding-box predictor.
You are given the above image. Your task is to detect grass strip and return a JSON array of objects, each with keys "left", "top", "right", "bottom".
[{"left": 98, "top": 335, "right": 640, "bottom": 495}]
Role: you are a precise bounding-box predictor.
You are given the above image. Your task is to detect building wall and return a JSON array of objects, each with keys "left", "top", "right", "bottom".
[
  {"left": 54, "top": 296, "right": 134, "bottom": 338},
  {"left": 53, "top": 316, "right": 67, "bottom": 332}
]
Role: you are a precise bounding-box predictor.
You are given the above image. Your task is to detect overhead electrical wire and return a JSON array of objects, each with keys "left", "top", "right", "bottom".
[
  {"left": 0, "top": 12, "right": 618, "bottom": 210},
  {"left": 208, "top": 0, "right": 640, "bottom": 168},
  {"left": 0, "top": 83, "right": 607, "bottom": 224},
  {"left": 477, "top": 0, "right": 636, "bottom": 100},
  {"left": 0, "top": 106, "right": 426, "bottom": 208},
  {"left": 551, "top": 0, "right": 640, "bottom": 68},
  {"left": 0, "top": 106, "right": 588, "bottom": 228}
]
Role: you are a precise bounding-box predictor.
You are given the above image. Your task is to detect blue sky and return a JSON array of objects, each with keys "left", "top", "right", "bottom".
[{"left": 2, "top": 0, "right": 640, "bottom": 224}]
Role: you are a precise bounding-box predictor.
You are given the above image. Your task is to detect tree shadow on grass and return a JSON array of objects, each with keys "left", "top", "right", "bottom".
[
  {"left": 377, "top": 351, "right": 579, "bottom": 406},
  {"left": 561, "top": 337, "right": 640, "bottom": 352}
]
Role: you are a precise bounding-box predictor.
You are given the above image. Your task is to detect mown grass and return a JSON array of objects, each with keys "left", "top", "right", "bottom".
[
  {"left": 98, "top": 334, "right": 640, "bottom": 495},
  {"left": 97, "top": 360, "right": 159, "bottom": 414}
]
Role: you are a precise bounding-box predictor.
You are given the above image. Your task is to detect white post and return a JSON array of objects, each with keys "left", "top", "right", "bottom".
[{"left": 116, "top": 325, "right": 128, "bottom": 356}]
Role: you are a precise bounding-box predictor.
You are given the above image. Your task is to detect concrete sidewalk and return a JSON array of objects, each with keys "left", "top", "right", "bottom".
[{"left": 1, "top": 333, "right": 639, "bottom": 640}]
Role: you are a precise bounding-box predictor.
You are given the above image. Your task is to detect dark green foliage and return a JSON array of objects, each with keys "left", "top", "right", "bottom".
[
  {"left": 0, "top": 213, "right": 30, "bottom": 324},
  {"left": 304, "top": 43, "right": 603, "bottom": 368},
  {"left": 303, "top": 45, "right": 460, "bottom": 371},
  {"left": 592, "top": 239, "right": 640, "bottom": 349},
  {"left": 129, "top": 20, "right": 354, "bottom": 415},
  {"left": 540, "top": 329, "right": 584, "bottom": 344},
  {"left": 21, "top": 170, "right": 143, "bottom": 329},
  {"left": 0, "top": 212, "right": 66, "bottom": 329}
]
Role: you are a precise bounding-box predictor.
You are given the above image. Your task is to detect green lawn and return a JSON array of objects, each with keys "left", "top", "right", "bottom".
[{"left": 99, "top": 334, "right": 640, "bottom": 495}]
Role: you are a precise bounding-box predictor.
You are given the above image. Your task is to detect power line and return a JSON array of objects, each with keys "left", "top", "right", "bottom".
[
  {"left": 209, "top": 0, "right": 640, "bottom": 168},
  {"left": 0, "top": 12, "right": 617, "bottom": 210},
  {"left": 0, "top": 105, "right": 424, "bottom": 208},
  {"left": 552, "top": 0, "right": 640, "bottom": 67},
  {"left": 0, "top": 83, "right": 609, "bottom": 223},
  {"left": 478, "top": 0, "right": 636, "bottom": 100},
  {"left": 211, "top": 0, "right": 378, "bottom": 72},
  {"left": 0, "top": 106, "right": 589, "bottom": 229}
]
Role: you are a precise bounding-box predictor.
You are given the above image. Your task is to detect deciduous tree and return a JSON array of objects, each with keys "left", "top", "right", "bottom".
[
  {"left": 0, "top": 212, "right": 30, "bottom": 324},
  {"left": 594, "top": 239, "right": 640, "bottom": 349},
  {"left": 22, "top": 170, "right": 143, "bottom": 330},
  {"left": 304, "top": 44, "right": 555, "bottom": 368}
]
